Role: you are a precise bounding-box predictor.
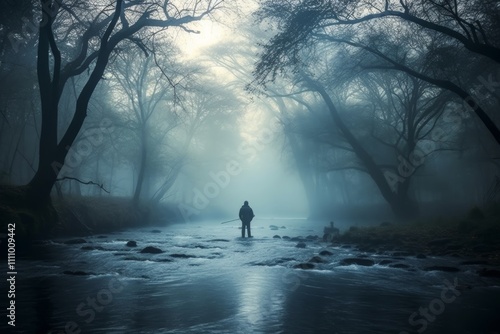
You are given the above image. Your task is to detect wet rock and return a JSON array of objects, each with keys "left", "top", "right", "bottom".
[
  {"left": 150, "top": 229, "right": 162, "bottom": 233},
  {"left": 282, "top": 236, "right": 290, "bottom": 240},
  {"left": 339, "top": 258, "right": 375, "bottom": 266},
  {"left": 124, "top": 256, "right": 146, "bottom": 261},
  {"left": 392, "top": 251, "right": 413, "bottom": 257},
  {"left": 273, "top": 235, "right": 281, "bottom": 239},
  {"left": 81, "top": 246, "right": 104, "bottom": 251},
  {"left": 294, "top": 263, "right": 315, "bottom": 270},
  {"left": 358, "top": 247, "right": 376, "bottom": 253},
  {"left": 427, "top": 238, "right": 452, "bottom": 247},
  {"left": 460, "top": 260, "right": 489, "bottom": 265},
  {"left": 308, "top": 256, "right": 327, "bottom": 263},
  {"left": 63, "top": 270, "right": 95, "bottom": 276},
  {"left": 416, "top": 254, "right": 427, "bottom": 259},
  {"left": 477, "top": 268, "right": 500, "bottom": 278},
  {"left": 126, "top": 241, "right": 137, "bottom": 247},
  {"left": 423, "top": 266, "right": 460, "bottom": 272},
  {"left": 389, "top": 263, "right": 411, "bottom": 269},
  {"left": 170, "top": 253, "right": 197, "bottom": 258},
  {"left": 319, "top": 250, "right": 333, "bottom": 256},
  {"left": 64, "top": 238, "right": 87, "bottom": 245},
  {"left": 140, "top": 246, "right": 164, "bottom": 254},
  {"left": 295, "top": 242, "right": 307, "bottom": 248},
  {"left": 378, "top": 260, "right": 393, "bottom": 266},
  {"left": 446, "top": 244, "right": 463, "bottom": 251},
  {"left": 269, "top": 225, "right": 279, "bottom": 230},
  {"left": 280, "top": 226, "right": 287, "bottom": 229},
  {"left": 209, "top": 239, "right": 230, "bottom": 242}
]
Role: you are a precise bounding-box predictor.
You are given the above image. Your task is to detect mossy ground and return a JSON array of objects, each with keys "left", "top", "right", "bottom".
[{"left": 338, "top": 205, "right": 500, "bottom": 264}]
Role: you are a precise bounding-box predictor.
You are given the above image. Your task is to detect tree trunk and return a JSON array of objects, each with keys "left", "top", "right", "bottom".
[
  {"left": 305, "top": 75, "right": 419, "bottom": 221},
  {"left": 133, "top": 131, "right": 147, "bottom": 205}
]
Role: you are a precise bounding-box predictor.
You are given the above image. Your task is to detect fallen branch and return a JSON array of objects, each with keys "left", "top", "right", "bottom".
[{"left": 56, "top": 177, "right": 110, "bottom": 193}]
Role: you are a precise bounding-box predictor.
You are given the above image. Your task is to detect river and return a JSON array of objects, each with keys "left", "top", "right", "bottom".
[{"left": 2, "top": 218, "right": 499, "bottom": 333}]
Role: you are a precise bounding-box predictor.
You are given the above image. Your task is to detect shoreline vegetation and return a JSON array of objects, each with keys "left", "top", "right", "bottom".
[
  {"left": 1, "top": 184, "right": 499, "bottom": 267},
  {"left": 337, "top": 205, "right": 500, "bottom": 266}
]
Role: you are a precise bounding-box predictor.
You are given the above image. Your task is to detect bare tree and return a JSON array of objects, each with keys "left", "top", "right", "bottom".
[{"left": 26, "top": 0, "right": 225, "bottom": 203}]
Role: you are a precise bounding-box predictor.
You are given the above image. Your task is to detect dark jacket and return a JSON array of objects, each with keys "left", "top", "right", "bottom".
[{"left": 239, "top": 204, "right": 254, "bottom": 224}]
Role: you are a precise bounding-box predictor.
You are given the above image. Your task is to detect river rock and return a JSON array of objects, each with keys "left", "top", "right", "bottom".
[
  {"left": 126, "top": 241, "right": 137, "bottom": 247},
  {"left": 81, "top": 246, "right": 104, "bottom": 251},
  {"left": 460, "top": 260, "right": 489, "bottom": 265},
  {"left": 269, "top": 225, "right": 279, "bottom": 230},
  {"left": 427, "top": 238, "right": 452, "bottom": 247},
  {"left": 63, "top": 270, "right": 95, "bottom": 276},
  {"left": 282, "top": 236, "right": 290, "bottom": 240},
  {"left": 294, "top": 263, "right": 315, "bottom": 270},
  {"left": 392, "top": 251, "right": 413, "bottom": 257},
  {"left": 477, "top": 268, "right": 500, "bottom": 278},
  {"left": 389, "top": 263, "right": 412, "bottom": 269},
  {"left": 308, "top": 256, "right": 326, "bottom": 263},
  {"left": 273, "top": 235, "right": 281, "bottom": 239},
  {"left": 339, "top": 258, "right": 375, "bottom": 266},
  {"left": 64, "top": 238, "right": 87, "bottom": 244},
  {"left": 140, "top": 246, "right": 164, "bottom": 254},
  {"left": 319, "top": 250, "right": 333, "bottom": 256},
  {"left": 295, "top": 242, "right": 307, "bottom": 248},
  {"left": 423, "top": 266, "right": 460, "bottom": 272},
  {"left": 170, "top": 253, "right": 197, "bottom": 258}
]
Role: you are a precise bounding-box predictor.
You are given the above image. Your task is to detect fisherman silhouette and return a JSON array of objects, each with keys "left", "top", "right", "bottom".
[{"left": 239, "top": 201, "right": 254, "bottom": 238}]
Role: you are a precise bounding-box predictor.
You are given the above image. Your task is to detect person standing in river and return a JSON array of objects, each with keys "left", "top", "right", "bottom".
[{"left": 239, "top": 201, "right": 254, "bottom": 238}]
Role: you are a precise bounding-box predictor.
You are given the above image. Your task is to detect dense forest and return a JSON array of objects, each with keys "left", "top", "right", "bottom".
[{"left": 1, "top": 0, "right": 499, "bottom": 232}]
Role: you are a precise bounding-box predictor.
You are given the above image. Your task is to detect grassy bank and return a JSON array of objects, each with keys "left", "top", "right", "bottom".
[
  {"left": 337, "top": 205, "right": 500, "bottom": 264},
  {"left": 0, "top": 185, "right": 177, "bottom": 239}
]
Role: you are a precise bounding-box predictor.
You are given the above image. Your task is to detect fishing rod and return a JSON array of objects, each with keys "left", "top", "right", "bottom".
[{"left": 220, "top": 218, "right": 240, "bottom": 224}]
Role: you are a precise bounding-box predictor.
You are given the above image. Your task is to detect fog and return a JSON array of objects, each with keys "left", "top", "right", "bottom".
[
  {"left": 1, "top": 0, "right": 499, "bottom": 224},
  {"left": 2, "top": 1, "right": 500, "bottom": 334}
]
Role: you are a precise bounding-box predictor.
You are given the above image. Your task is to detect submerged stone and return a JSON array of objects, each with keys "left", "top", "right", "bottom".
[
  {"left": 477, "top": 268, "right": 500, "bottom": 278},
  {"left": 170, "top": 253, "right": 197, "bottom": 258},
  {"left": 63, "top": 270, "right": 95, "bottom": 276},
  {"left": 319, "top": 250, "right": 333, "bottom": 256},
  {"left": 126, "top": 240, "right": 137, "bottom": 247},
  {"left": 64, "top": 238, "right": 87, "bottom": 244},
  {"left": 294, "top": 263, "right": 315, "bottom": 270},
  {"left": 273, "top": 235, "right": 281, "bottom": 239},
  {"left": 140, "top": 246, "right": 164, "bottom": 254},
  {"left": 295, "top": 242, "right": 307, "bottom": 248},
  {"left": 339, "top": 258, "right": 375, "bottom": 266},
  {"left": 308, "top": 256, "right": 326, "bottom": 263},
  {"left": 389, "top": 263, "right": 412, "bottom": 269},
  {"left": 423, "top": 266, "right": 460, "bottom": 272},
  {"left": 81, "top": 245, "right": 104, "bottom": 251}
]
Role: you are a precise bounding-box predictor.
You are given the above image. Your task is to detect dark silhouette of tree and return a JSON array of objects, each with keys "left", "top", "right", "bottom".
[
  {"left": 27, "top": 0, "right": 225, "bottom": 203},
  {"left": 253, "top": 0, "right": 500, "bottom": 147}
]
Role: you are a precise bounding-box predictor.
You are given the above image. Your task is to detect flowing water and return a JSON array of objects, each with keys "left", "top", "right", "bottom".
[{"left": 2, "top": 219, "right": 500, "bottom": 334}]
